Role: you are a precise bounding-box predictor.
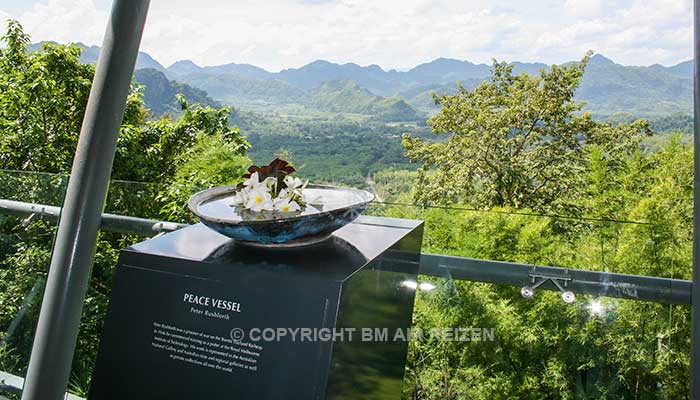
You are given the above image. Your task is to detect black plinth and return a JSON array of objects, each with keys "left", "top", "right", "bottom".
[{"left": 89, "top": 216, "right": 423, "bottom": 400}]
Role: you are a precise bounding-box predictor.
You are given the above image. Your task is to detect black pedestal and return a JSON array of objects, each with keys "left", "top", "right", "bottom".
[{"left": 89, "top": 216, "right": 423, "bottom": 400}]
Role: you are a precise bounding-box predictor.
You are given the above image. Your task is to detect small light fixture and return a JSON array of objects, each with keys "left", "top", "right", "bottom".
[
  {"left": 520, "top": 286, "right": 534, "bottom": 299},
  {"left": 561, "top": 291, "right": 576, "bottom": 304}
]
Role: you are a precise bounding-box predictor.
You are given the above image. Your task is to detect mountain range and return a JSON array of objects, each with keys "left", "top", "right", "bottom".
[
  {"left": 30, "top": 41, "right": 693, "bottom": 119},
  {"left": 162, "top": 54, "right": 693, "bottom": 118}
]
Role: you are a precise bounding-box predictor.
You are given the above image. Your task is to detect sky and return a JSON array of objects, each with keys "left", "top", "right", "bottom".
[{"left": 0, "top": 0, "right": 692, "bottom": 72}]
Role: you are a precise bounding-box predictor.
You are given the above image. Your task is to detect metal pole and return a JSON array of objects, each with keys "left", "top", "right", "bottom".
[
  {"left": 21, "top": 1, "right": 150, "bottom": 399},
  {"left": 420, "top": 254, "right": 692, "bottom": 305},
  {"left": 692, "top": 0, "right": 700, "bottom": 397},
  {"left": 0, "top": 199, "right": 186, "bottom": 235}
]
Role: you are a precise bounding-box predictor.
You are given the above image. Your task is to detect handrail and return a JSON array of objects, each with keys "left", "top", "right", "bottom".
[{"left": 0, "top": 198, "right": 691, "bottom": 305}]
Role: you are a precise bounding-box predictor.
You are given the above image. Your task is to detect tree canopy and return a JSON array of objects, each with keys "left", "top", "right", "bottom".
[
  {"left": 403, "top": 53, "right": 652, "bottom": 212},
  {"left": 0, "top": 21, "right": 251, "bottom": 396}
]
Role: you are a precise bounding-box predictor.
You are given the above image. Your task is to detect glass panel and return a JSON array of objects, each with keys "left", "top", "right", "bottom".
[
  {"left": 404, "top": 277, "right": 690, "bottom": 399},
  {"left": 1, "top": 170, "right": 689, "bottom": 398},
  {"left": 0, "top": 169, "right": 68, "bottom": 400},
  {"left": 366, "top": 192, "right": 691, "bottom": 283}
]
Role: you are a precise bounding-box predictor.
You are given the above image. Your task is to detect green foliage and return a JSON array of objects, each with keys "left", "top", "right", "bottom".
[
  {"left": 373, "top": 64, "right": 692, "bottom": 398},
  {"left": 158, "top": 132, "right": 251, "bottom": 223},
  {"left": 0, "top": 20, "right": 249, "bottom": 396},
  {"left": 0, "top": 20, "right": 695, "bottom": 400},
  {"left": 134, "top": 68, "right": 220, "bottom": 117},
  {"left": 307, "top": 80, "right": 424, "bottom": 122},
  {"left": 373, "top": 159, "right": 692, "bottom": 398},
  {"left": 114, "top": 95, "right": 248, "bottom": 183},
  {"left": 648, "top": 113, "right": 693, "bottom": 135},
  {"left": 0, "top": 37, "right": 95, "bottom": 172},
  {"left": 403, "top": 53, "right": 652, "bottom": 212},
  {"left": 239, "top": 111, "right": 429, "bottom": 186}
]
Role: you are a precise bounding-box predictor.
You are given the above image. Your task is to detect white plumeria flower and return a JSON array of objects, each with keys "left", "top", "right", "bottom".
[
  {"left": 243, "top": 172, "right": 260, "bottom": 188},
  {"left": 274, "top": 198, "right": 301, "bottom": 213},
  {"left": 230, "top": 188, "right": 248, "bottom": 206},
  {"left": 284, "top": 175, "right": 303, "bottom": 190},
  {"left": 245, "top": 187, "right": 274, "bottom": 212},
  {"left": 276, "top": 188, "right": 290, "bottom": 200}
]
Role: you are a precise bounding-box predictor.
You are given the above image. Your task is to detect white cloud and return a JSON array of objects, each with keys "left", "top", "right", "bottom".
[
  {"left": 0, "top": 11, "right": 9, "bottom": 31},
  {"left": 533, "top": 0, "right": 691, "bottom": 66},
  {"left": 564, "top": 0, "right": 605, "bottom": 18},
  {"left": 0, "top": 0, "right": 692, "bottom": 71},
  {"left": 5, "top": 0, "right": 107, "bottom": 46}
]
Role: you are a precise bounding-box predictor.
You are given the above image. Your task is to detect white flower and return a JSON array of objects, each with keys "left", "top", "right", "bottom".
[
  {"left": 230, "top": 189, "right": 248, "bottom": 206},
  {"left": 274, "top": 198, "right": 301, "bottom": 213},
  {"left": 243, "top": 172, "right": 261, "bottom": 188},
  {"left": 245, "top": 187, "right": 274, "bottom": 212},
  {"left": 276, "top": 188, "right": 290, "bottom": 200},
  {"left": 284, "top": 175, "right": 303, "bottom": 190},
  {"left": 236, "top": 171, "right": 308, "bottom": 213}
]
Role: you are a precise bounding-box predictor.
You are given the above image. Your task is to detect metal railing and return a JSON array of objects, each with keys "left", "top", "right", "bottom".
[
  {"left": 2, "top": 0, "right": 697, "bottom": 397},
  {"left": 0, "top": 198, "right": 690, "bottom": 306}
]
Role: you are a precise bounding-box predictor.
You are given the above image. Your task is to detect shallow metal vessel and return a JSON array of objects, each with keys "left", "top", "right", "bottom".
[{"left": 188, "top": 184, "right": 374, "bottom": 246}]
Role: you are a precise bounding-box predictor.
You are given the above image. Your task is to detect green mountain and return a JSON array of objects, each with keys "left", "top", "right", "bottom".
[
  {"left": 306, "top": 80, "right": 423, "bottom": 122},
  {"left": 29, "top": 41, "right": 695, "bottom": 119},
  {"left": 176, "top": 72, "right": 305, "bottom": 105},
  {"left": 28, "top": 41, "right": 167, "bottom": 72},
  {"left": 576, "top": 55, "right": 692, "bottom": 117},
  {"left": 134, "top": 68, "right": 220, "bottom": 116},
  {"left": 650, "top": 61, "right": 692, "bottom": 79},
  {"left": 397, "top": 55, "right": 692, "bottom": 117},
  {"left": 398, "top": 80, "right": 483, "bottom": 113},
  {"left": 277, "top": 60, "right": 402, "bottom": 94},
  {"left": 166, "top": 54, "right": 692, "bottom": 118},
  {"left": 77, "top": 43, "right": 167, "bottom": 72},
  {"left": 168, "top": 59, "right": 271, "bottom": 80}
]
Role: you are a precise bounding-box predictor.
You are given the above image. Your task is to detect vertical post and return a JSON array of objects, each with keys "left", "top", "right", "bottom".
[
  {"left": 693, "top": 0, "right": 700, "bottom": 398},
  {"left": 21, "top": 1, "right": 150, "bottom": 399}
]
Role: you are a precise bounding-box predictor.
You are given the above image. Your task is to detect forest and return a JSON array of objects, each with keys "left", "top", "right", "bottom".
[{"left": 0, "top": 21, "right": 694, "bottom": 399}]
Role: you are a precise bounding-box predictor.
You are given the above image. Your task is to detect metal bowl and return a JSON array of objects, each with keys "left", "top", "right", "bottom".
[{"left": 188, "top": 184, "right": 374, "bottom": 246}]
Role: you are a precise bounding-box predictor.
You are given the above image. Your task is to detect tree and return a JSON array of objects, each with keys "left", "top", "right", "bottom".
[
  {"left": 0, "top": 20, "right": 250, "bottom": 396},
  {"left": 0, "top": 22, "right": 96, "bottom": 173},
  {"left": 390, "top": 53, "right": 690, "bottom": 399},
  {"left": 403, "top": 53, "right": 651, "bottom": 212}
]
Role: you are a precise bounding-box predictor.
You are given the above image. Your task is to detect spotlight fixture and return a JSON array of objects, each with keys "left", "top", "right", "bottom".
[
  {"left": 561, "top": 291, "right": 576, "bottom": 304},
  {"left": 520, "top": 286, "right": 534, "bottom": 299}
]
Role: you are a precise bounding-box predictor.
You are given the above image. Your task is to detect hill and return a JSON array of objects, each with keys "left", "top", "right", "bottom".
[
  {"left": 168, "top": 60, "right": 271, "bottom": 80},
  {"left": 27, "top": 41, "right": 167, "bottom": 72},
  {"left": 168, "top": 55, "right": 692, "bottom": 117},
  {"left": 276, "top": 60, "right": 402, "bottom": 94},
  {"left": 306, "top": 80, "right": 423, "bottom": 122},
  {"left": 650, "top": 61, "right": 692, "bottom": 79},
  {"left": 175, "top": 72, "right": 305, "bottom": 105},
  {"left": 134, "top": 68, "right": 220, "bottom": 116},
  {"left": 576, "top": 55, "right": 692, "bottom": 116},
  {"left": 27, "top": 41, "right": 696, "bottom": 118}
]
